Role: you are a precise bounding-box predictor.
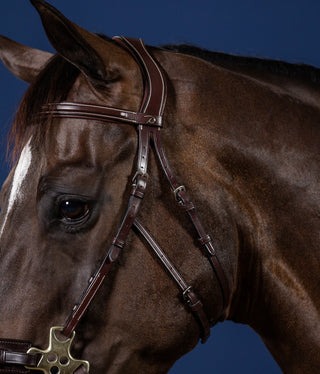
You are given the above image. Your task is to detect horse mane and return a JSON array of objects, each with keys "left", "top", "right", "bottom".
[
  {"left": 99, "top": 33, "right": 320, "bottom": 85},
  {"left": 161, "top": 44, "right": 320, "bottom": 86},
  {"left": 9, "top": 55, "right": 80, "bottom": 161}
]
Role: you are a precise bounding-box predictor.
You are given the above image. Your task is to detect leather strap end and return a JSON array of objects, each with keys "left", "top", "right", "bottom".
[
  {"left": 0, "top": 351, "right": 38, "bottom": 367},
  {"left": 183, "top": 289, "right": 211, "bottom": 343},
  {"left": 198, "top": 234, "right": 213, "bottom": 247},
  {"left": 131, "top": 188, "right": 145, "bottom": 199},
  {"left": 182, "top": 201, "right": 195, "bottom": 212},
  {"left": 0, "top": 340, "right": 39, "bottom": 373},
  {"left": 108, "top": 243, "right": 122, "bottom": 262}
]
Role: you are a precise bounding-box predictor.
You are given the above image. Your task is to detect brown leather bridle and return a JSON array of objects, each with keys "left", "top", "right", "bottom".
[{"left": 0, "top": 37, "right": 229, "bottom": 374}]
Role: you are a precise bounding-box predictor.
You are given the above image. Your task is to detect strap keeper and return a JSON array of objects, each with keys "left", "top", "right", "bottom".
[
  {"left": 131, "top": 172, "right": 148, "bottom": 198},
  {"left": 182, "top": 286, "right": 200, "bottom": 308},
  {"left": 182, "top": 201, "right": 195, "bottom": 212},
  {"left": 189, "top": 299, "right": 203, "bottom": 312},
  {"left": 204, "top": 241, "right": 216, "bottom": 257},
  {"left": 183, "top": 288, "right": 203, "bottom": 311},
  {"left": 198, "top": 234, "right": 212, "bottom": 246},
  {"left": 131, "top": 188, "right": 145, "bottom": 199},
  {"left": 108, "top": 241, "right": 123, "bottom": 262},
  {"left": 112, "top": 237, "right": 125, "bottom": 249}
]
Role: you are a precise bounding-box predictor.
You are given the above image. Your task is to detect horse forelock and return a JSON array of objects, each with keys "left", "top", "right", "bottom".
[{"left": 9, "top": 54, "right": 80, "bottom": 162}]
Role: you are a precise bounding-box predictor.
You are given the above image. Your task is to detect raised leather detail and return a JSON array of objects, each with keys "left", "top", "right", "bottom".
[{"left": 41, "top": 102, "right": 163, "bottom": 127}]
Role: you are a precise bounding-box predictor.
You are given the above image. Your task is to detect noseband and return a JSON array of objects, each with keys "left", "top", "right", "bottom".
[{"left": 0, "top": 37, "right": 229, "bottom": 374}]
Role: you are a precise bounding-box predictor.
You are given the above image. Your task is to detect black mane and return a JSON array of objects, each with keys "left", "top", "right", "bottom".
[
  {"left": 10, "top": 36, "right": 320, "bottom": 159},
  {"left": 161, "top": 44, "right": 320, "bottom": 86},
  {"left": 97, "top": 34, "right": 320, "bottom": 85}
]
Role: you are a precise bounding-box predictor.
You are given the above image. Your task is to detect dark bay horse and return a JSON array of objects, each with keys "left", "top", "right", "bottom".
[{"left": 0, "top": 0, "right": 319, "bottom": 373}]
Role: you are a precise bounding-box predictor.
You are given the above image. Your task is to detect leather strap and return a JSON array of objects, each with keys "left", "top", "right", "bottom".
[
  {"left": 0, "top": 340, "right": 88, "bottom": 373},
  {"left": 98, "top": 39, "right": 229, "bottom": 320},
  {"left": 152, "top": 131, "right": 230, "bottom": 315},
  {"left": 40, "top": 102, "right": 162, "bottom": 127},
  {"left": 133, "top": 219, "right": 211, "bottom": 342},
  {"left": 113, "top": 37, "right": 167, "bottom": 116},
  {"left": 62, "top": 172, "right": 149, "bottom": 337},
  {"left": 41, "top": 37, "right": 227, "bottom": 340},
  {"left": 0, "top": 340, "right": 38, "bottom": 373},
  {"left": 62, "top": 37, "right": 166, "bottom": 338},
  {"left": 0, "top": 36, "right": 230, "bottom": 372}
]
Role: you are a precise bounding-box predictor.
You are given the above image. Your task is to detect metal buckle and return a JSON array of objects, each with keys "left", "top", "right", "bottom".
[
  {"left": 26, "top": 326, "right": 89, "bottom": 373},
  {"left": 144, "top": 115, "right": 157, "bottom": 125},
  {"left": 182, "top": 285, "right": 193, "bottom": 304},
  {"left": 132, "top": 171, "right": 148, "bottom": 185},
  {"left": 173, "top": 185, "right": 186, "bottom": 202}
]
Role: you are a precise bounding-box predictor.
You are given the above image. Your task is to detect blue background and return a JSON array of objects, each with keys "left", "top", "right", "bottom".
[{"left": 1, "top": 1, "right": 320, "bottom": 373}]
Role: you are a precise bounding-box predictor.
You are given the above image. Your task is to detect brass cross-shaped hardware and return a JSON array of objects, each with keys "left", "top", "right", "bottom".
[{"left": 26, "top": 326, "right": 89, "bottom": 374}]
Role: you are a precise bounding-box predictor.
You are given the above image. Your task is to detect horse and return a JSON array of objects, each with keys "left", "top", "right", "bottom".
[{"left": 0, "top": 0, "right": 319, "bottom": 373}]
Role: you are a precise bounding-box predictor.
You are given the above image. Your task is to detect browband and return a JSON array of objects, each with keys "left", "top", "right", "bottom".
[{"left": 41, "top": 102, "right": 163, "bottom": 127}]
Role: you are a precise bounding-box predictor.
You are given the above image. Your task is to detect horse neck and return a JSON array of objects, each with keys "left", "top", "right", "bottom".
[
  {"left": 213, "top": 59, "right": 320, "bottom": 111},
  {"left": 154, "top": 48, "right": 320, "bottom": 372}
]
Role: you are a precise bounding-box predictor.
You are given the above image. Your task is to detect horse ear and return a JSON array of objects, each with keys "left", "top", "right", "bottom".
[
  {"left": 30, "top": 0, "right": 126, "bottom": 84},
  {"left": 0, "top": 35, "right": 53, "bottom": 83}
]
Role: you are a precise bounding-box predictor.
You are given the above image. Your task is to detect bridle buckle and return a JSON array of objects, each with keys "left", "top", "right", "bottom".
[
  {"left": 132, "top": 171, "right": 149, "bottom": 185},
  {"left": 182, "top": 285, "right": 193, "bottom": 304},
  {"left": 173, "top": 185, "right": 186, "bottom": 202}
]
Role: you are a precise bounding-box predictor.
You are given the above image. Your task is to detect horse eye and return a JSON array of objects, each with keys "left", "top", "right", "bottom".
[{"left": 59, "top": 199, "right": 89, "bottom": 221}]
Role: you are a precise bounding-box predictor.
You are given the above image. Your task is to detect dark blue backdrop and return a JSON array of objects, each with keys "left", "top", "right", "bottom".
[{"left": 1, "top": 1, "right": 319, "bottom": 373}]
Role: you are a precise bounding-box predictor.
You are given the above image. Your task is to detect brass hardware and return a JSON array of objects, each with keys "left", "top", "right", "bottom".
[{"left": 26, "top": 326, "right": 89, "bottom": 374}]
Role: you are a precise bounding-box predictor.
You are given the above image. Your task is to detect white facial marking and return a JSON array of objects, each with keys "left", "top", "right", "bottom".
[{"left": 0, "top": 138, "right": 33, "bottom": 238}]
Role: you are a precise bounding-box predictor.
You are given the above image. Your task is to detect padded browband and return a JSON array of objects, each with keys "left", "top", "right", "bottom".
[{"left": 41, "top": 102, "right": 163, "bottom": 127}]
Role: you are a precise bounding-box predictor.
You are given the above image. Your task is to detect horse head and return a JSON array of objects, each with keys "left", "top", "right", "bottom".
[
  {"left": 0, "top": 1, "right": 233, "bottom": 372},
  {"left": 1, "top": 0, "right": 319, "bottom": 373}
]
